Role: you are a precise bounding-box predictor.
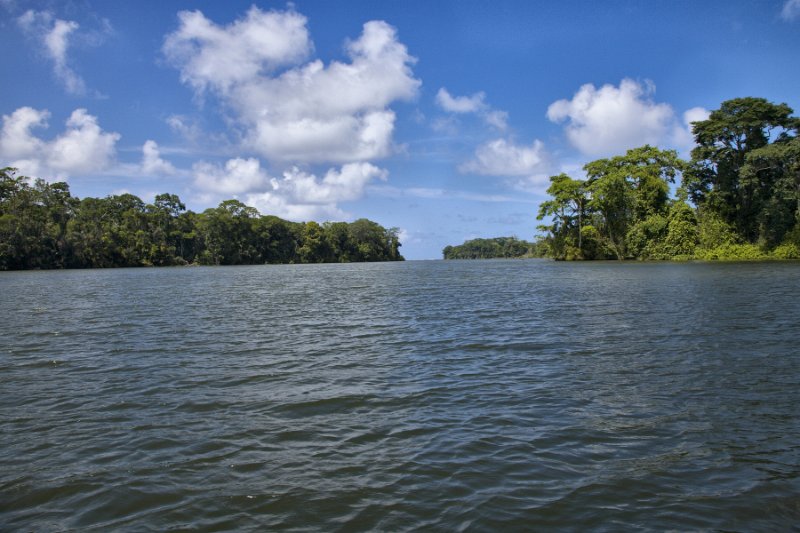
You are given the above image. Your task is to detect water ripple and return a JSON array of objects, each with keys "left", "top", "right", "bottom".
[{"left": 1, "top": 261, "right": 800, "bottom": 530}]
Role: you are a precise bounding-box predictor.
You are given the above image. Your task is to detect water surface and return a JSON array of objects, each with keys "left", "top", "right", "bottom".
[{"left": 2, "top": 260, "right": 799, "bottom": 530}]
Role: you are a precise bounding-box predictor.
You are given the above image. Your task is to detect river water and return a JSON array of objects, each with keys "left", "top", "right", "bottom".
[{"left": 1, "top": 260, "right": 799, "bottom": 531}]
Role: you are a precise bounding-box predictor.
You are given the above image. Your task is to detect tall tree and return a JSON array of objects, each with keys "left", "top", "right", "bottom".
[
  {"left": 537, "top": 174, "right": 589, "bottom": 259},
  {"left": 739, "top": 135, "right": 800, "bottom": 246},
  {"left": 584, "top": 145, "right": 683, "bottom": 259},
  {"left": 685, "top": 97, "right": 798, "bottom": 243}
]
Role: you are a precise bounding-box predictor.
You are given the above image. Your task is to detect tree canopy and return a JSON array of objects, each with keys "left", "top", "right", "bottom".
[
  {"left": 533, "top": 96, "right": 800, "bottom": 261},
  {"left": 0, "top": 168, "right": 403, "bottom": 270},
  {"left": 443, "top": 237, "right": 544, "bottom": 260}
]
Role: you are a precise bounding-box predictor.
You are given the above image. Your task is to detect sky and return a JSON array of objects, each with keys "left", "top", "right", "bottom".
[{"left": 1, "top": 0, "right": 799, "bottom": 259}]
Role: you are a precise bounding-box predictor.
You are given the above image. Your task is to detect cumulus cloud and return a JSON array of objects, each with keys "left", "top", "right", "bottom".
[
  {"left": 436, "top": 87, "right": 508, "bottom": 131},
  {"left": 141, "top": 140, "right": 176, "bottom": 176},
  {"left": 782, "top": 0, "right": 800, "bottom": 20},
  {"left": 248, "top": 193, "right": 349, "bottom": 221},
  {"left": 672, "top": 106, "right": 711, "bottom": 150},
  {"left": 0, "top": 106, "right": 47, "bottom": 159},
  {"left": 246, "top": 163, "right": 387, "bottom": 221},
  {"left": 17, "top": 10, "right": 87, "bottom": 95},
  {"left": 547, "top": 78, "right": 682, "bottom": 157},
  {"left": 0, "top": 106, "right": 120, "bottom": 178},
  {"left": 191, "top": 158, "right": 387, "bottom": 221},
  {"left": 163, "top": 7, "right": 312, "bottom": 94},
  {"left": 164, "top": 8, "right": 420, "bottom": 163},
  {"left": 460, "top": 138, "right": 550, "bottom": 176},
  {"left": 193, "top": 157, "right": 270, "bottom": 195},
  {"left": 48, "top": 110, "right": 119, "bottom": 173}
]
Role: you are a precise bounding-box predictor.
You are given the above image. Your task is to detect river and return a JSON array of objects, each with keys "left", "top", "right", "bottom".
[{"left": 1, "top": 260, "right": 799, "bottom": 530}]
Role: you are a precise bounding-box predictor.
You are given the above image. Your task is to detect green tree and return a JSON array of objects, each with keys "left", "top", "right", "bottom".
[
  {"left": 145, "top": 193, "right": 187, "bottom": 265},
  {"left": 584, "top": 145, "right": 683, "bottom": 259},
  {"left": 442, "top": 237, "right": 538, "bottom": 259},
  {"left": 685, "top": 97, "right": 798, "bottom": 243},
  {"left": 323, "top": 221, "right": 354, "bottom": 262},
  {"left": 0, "top": 169, "right": 76, "bottom": 269},
  {"left": 196, "top": 200, "right": 260, "bottom": 265},
  {"left": 256, "top": 215, "right": 301, "bottom": 263},
  {"left": 0, "top": 167, "right": 403, "bottom": 269},
  {"left": 298, "top": 221, "right": 330, "bottom": 263},
  {"left": 740, "top": 135, "right": 800, "bottom": 247},
  {"left": 537, "top": 174, "right": 589, "bottom": 259}
]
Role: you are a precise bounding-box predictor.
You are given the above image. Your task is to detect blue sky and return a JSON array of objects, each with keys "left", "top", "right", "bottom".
[{"left": 1, "top": 0, "right": 799, "bottom": 259}]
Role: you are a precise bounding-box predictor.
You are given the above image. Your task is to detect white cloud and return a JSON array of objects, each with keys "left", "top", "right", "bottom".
[
  {"left": 397, "top": 228, "right": 413, "bottom": 244},
  {"left": 245, "top": 162, "right": 387, "bottom": 220},
  {"left": 164, "top": 8, "right": 420, "bottom": 164},
  {"left": 192, "top": 158, "right": 387, "bottom": 221},
  {"left": 141, "top": 140, "right": 176, "bottom": 176},
  {"left": 163, "top": 7, "right": 312, "bottom": 94},
  {"left": 782, "top": 0, "right": 800, "bottom": 20},
  {"left": 547, "top": 78, "right": 679, "bottom": 157},
  {"left": 671, "top": 106, "right": 710, "bottom": 151},
  {"left": 167, "top": 115, "right": 201, "bottom": 142},
  {"left": 245, "top": 192, "right": 348, "bottom": 222},
  {"left": 483, "top": 110, "right": 509, "bottom": 131},
  {"left": 193, "top": 157, "right": 269, "bottom": 195},
  {"left": 682, "top": 106, "right": 711, "bottom": 127},
  {"left": 17, "top": 10, "right": 87, "bottom": 95},
  {"left": 460, "top": 138, "right": 551, "bottom": 176},
  {"left": 0, "top": 107, "right": 120, "bottom": 178},
  {"left": 48, "top": 110, "right": 119, "bottom": 173},
  {"left": 0, "top": 106, "right": 48, "bottom": 159},
  {"left": 436, "top": 87, "right": 508, "bottom": 131},
  {"left": 276, "top": 162, "right": 387, "bottom": 204},
  {"left": 247, "top": 163, "right": 387, "bottom": 220},
  {"left": 436, "top": 88, "right": 486, "bottom": 113}
]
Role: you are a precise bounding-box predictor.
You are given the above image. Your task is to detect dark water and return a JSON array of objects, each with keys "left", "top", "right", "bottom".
[{"left": 2, "top": 260, "right": 799, "bottom": 531}]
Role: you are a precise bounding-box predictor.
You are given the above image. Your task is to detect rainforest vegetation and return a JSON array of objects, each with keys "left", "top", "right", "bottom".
[
  {"left": 442, "top": 237, "right": 545, "bottom": 260},
  {"left": 536, "top": 97, "right": 800, "bottom": 261},
  {"left": 0, "top": 172, "right": 403, "bottom": 270},
  {"left": 445, "top": 97, "right": 800, "bottom": 261}
]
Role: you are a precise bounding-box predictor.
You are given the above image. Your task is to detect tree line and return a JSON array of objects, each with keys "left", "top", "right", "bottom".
[
  {"left": 536, "top": 97, "right": 800, "bottom": 260},
  {"left": 443, "top": 237, "right": 545, "bottom": 259},
  {"left": 0, "top": 171, "right": 403, "bottom": 270}
]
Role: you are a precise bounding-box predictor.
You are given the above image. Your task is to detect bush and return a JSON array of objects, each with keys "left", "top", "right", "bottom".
[
  {"left": 697, "top": 209, "right": 740, "bottom": 249},
  {"left": 771, "top": 243, "right": 800, "bottom": 259},
  {"left": 696, "top": 243, "right": 768, "bottom": 261}
]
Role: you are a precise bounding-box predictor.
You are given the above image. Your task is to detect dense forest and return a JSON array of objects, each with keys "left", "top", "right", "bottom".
[
  {"left": 534, "top": 97, "right": 800, "bottom": 261},
  {"left": 0, "top": 170, "right": 403, "bottom": 270},
  {"left": 442, "top": 237, "right": 544, "bottom": 259}
]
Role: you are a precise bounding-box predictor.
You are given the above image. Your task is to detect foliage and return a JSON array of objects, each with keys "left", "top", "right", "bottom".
[
  {"left": 0, "top": 168, "right": 403, "bottom": 270},
  {"left": 535, "top": 96, "right": 799, "bottom": 262},
  {"left": 443, "top": 237, "right": 544, "bottom": 259},
  {"left": 536, "top": 145, "right": 685, "bottom": 260},
  {"left": 771, "top": 243, "right": 800, "bottom": 259},
  {"left": 685, "top": 97, "right": 799, "bottom": 245},
  {"left": 695, "top": 243, "right": 769, "bottom": 261},
  {"left": 537, "top": 174, "right": 589, "bottom": 259},
  {"left": 661, "top": 201, "right": 700, "bottom": 257}
]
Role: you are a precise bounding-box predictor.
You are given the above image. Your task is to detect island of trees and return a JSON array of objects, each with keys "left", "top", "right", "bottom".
[
  {"left": 445, "top": 97, "right": 800, "bottom": 261},
  {"left": 442, "top": 237, "right": 544, "bottom": 259},
  {"left": 0, "top": 171, "right": 403, "bottom": 270}
]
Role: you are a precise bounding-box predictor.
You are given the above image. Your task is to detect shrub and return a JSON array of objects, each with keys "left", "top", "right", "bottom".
[
  {"left": 696, "top": 243, "right": 768, "bottom": 261},
  {"left": 771, "top": 243, "right": 800, "bottom": 259}
]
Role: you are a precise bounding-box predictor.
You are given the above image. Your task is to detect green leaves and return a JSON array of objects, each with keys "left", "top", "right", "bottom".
[
  {"left": 537, "top": 96, "right": 799, "bottom": 261},
  {"left": 442, "top": 237, "right": 542, "bottom": 259},
  {"left": 688, "top": 97, "right": 798, "bottom": 245},
  {"left": 0, "top": 173, "right": 403, "bottom": 270}
]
